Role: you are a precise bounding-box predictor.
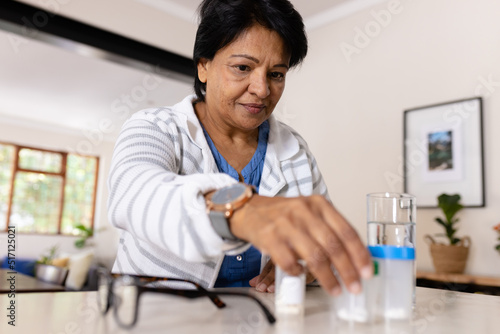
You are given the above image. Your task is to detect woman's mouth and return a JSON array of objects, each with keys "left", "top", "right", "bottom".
[{"left": 242, "top": 103, "right": 265, "bottom": 114}]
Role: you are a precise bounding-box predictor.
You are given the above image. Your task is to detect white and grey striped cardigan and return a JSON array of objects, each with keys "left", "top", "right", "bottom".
[{"left": 108, "top": 94, "right": 329, "bottom": 288}]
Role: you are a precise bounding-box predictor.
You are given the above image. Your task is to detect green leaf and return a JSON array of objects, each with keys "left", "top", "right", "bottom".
[
  {"left": 435, "top": 193, "right": 464, "bottom": 245},
  {"left": 437, "top": 193, "right": 464, "bottom": 223},
  {"left": 74, "top": 238, "right": 86, "bottom": 249},
  {"left": 74, "top": 224, "right": 93, "bottom": 237},
  {"left": 435, "top": 218, "right": 447, "bottom": 228},
  {"left": 38, "top": 245, "right": 59, "bottom": 264},
  {"left": 75, "top": 224, "right": 87, "bottom": 232}
]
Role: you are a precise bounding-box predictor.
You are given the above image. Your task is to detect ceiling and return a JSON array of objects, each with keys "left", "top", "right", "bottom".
[
  {"left": 0, "top": 28, "right": 193, "bottom": 140},
  {"left": 138, "top": 0, "right": 385, "bottom": 30},
  {"left": 0, "top": 0, "right": 382, "bottom": 141},
  {"left": 137, "top": 0, "right": 351, "bottom": 24}
]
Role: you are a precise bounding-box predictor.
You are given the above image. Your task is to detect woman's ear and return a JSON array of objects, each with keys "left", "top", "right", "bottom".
[{"left": 197, "top": 58, "right": 209, "bottom": 83}]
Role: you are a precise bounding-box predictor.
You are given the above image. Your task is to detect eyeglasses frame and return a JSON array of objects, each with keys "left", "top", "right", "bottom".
[{"left": 96, "top": 268, "right": 276, "bottom": 328}]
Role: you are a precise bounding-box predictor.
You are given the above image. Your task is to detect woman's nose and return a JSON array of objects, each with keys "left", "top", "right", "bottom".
[{"left": 248, "top": 72, "right": 270, "bottom": 98}]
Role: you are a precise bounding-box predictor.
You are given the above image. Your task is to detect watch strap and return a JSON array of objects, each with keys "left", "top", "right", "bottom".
[{"left": 209, "top": 210, "right": 241, "bottom": 241}]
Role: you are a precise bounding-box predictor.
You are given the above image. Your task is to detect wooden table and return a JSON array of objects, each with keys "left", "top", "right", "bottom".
[
  {"left": 417, "top": 270, "right": 500, "bottom": 295},
  {"left": 1, "top": 286, "right": 499, "bottom": 333},
  {"left": 0, "top": 269, "right": 65, "bottom": 293}
]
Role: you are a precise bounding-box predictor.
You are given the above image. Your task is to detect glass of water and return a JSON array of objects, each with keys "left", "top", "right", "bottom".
[{"left": 367, "top": 192, "right": 416, "bottom": 320}]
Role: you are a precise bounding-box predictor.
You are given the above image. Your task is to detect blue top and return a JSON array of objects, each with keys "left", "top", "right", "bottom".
[{"left": 201, "top": 120, "right": 270, "bottom": 287}]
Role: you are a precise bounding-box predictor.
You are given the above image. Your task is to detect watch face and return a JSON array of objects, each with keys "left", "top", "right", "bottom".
[{"left": 212, "top": 183, "right": 247, "bottom": 205}]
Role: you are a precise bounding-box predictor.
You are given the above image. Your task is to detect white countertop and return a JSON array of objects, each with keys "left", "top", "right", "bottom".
[{"left": 1, "top": 287, "right": 499, "bottom": 333}]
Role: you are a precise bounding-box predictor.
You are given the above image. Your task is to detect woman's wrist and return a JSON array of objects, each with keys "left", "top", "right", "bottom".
[{"left": 229, "top": 194, "right": 261, "bottom": 241}]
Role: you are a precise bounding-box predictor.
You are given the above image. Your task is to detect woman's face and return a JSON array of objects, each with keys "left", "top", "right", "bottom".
[{"left": 197, "top": 24, "right": 290, "bottom": 132}]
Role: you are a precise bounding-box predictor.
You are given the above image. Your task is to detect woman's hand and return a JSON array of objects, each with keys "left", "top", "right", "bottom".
[
  {"left": 249, "top": 260, "right": 275, "bottom": 293},
  {"left": 231, "top": 194, "right": 372, "bottom": 296},
  {"left": 249, "top": 260, "right": 316, "bottom": 293}
]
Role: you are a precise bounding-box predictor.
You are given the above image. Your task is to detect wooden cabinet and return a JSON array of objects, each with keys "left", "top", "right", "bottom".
[{"left": 417, "top": 271, "right": 500, "bottom": 296}]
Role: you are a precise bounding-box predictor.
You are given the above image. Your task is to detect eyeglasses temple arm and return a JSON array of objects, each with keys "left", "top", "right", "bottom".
[
  {"left": 214, "top": 291, "right": 276, "bottom": 324},
  {"left": 140, "top": 287, "right": 226, "bottom": 309}
]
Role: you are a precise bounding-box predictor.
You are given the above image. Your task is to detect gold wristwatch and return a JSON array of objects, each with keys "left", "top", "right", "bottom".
[{"left": 206, "top": 183, "right": 255, "bottom": 241}]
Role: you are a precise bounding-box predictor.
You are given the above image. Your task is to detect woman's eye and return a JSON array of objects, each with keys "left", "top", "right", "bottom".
[
  {"left": 235, "top": 65, "right": 250, "bottom": 72},
  {"left": 270, "top": 72, "right": 285, "bottom": 80}
]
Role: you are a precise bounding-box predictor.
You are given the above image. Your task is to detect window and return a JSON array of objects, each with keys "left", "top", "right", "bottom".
[{"left": 0, "top": 142, "right": 99, "bottom": 235}]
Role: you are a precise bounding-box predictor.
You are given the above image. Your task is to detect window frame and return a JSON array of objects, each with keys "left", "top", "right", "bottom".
[{"left": 1, "top": 141, "right": 99, "bottom": 235}]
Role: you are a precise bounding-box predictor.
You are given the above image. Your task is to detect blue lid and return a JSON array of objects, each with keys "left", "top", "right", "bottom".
[{"left": 368, "top": 245, "right": 415, "bottom": 260}]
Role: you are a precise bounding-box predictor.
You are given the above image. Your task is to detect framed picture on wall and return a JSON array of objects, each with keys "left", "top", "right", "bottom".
[{"left": 403, "top": 97, "right": 485, "bottom": 208}]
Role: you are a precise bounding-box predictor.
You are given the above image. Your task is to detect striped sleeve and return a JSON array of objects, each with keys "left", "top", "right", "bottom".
[
  {"left": 107, "top": 112, "right": 244, "bottom": 263},
  {"left": 284, "top": 124, "right": 330, "bottom": 201}
]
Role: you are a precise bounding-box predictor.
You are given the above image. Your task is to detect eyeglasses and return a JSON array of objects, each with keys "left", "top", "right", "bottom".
[{"left": 97, "top": 268, "right": 276, "bottom": 328}]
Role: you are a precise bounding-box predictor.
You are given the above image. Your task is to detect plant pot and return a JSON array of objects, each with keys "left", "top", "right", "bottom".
[
  {"left": 424, "top": 235, "right": 471, "bottom": 274},
  {"left": 35, "top": 264, "right": 69, "bottom": 285}
]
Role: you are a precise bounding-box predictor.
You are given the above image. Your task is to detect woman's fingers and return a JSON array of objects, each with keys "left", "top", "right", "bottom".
[
  {"left": 296, "top": 204, "right": 366, "bottom": 293},
  {"left": 318, "top": 198, "right": 373, "bottom": 280},
  {"left": 231, "top": 194, "right": 372, "bottom": 296},
  {"left": 250, "top": 260, "right": 275, "bottom": 292},
  {"left": 305, "top": 271, "right": 316, "bottom": 284},
  {"left": 249, "top": 276, "right": 258, "bottom": 287},
  {"left": 287, "top": 198, "right": 361, "bottom": 293},
  {"left": 274, "top": 218, "right": 341, "bottom": 295}
]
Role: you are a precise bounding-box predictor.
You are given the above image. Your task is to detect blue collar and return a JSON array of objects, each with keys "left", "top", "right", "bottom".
[{"left": 200, "top": 120, "right": 269, "bottom": 192}]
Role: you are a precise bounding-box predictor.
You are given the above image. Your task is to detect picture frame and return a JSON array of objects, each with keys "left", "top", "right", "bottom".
[{"left": 403, "top": 97, "right": 485, "bottom": 208}]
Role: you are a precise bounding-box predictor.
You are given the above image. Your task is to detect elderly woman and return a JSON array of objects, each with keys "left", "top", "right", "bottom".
[{"left": 108, "top": 0, "right": 371, "bottom": 296}]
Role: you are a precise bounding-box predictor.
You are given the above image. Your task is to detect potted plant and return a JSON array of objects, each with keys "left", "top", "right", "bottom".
[
  {"left": 74, "top": 224, "right": 94, "bottom": 249},
  {"left": 74, "top": 224, "right": 106, "bottom": 249},
  {"left": 37, "top": 245, "right": 59, "bottom": 266},
  {"left": 424, "top": 193, "right": 471, "bottom": 274},
  {"left": 35, "top": 245, "right": 69, "bottom": 285}
]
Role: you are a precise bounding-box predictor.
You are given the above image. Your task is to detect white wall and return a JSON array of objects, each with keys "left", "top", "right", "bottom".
[
  {"left": 0, "top": 117, "right": 119, "bottom": 268},
  {"left": 280, "top": 0, "right": 500, "bottom": 276}
]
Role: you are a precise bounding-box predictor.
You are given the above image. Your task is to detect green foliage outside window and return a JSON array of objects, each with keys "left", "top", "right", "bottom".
[
  {"left": 0, "top": 143, "right": 98, "bottom": 236},
  {"left": 10, "top": 172, "right": 63, "bottom": 233},
  {"left": 62, "top": 154, "right": 98, "bottom": 235},
  {"left": 18, "top": 148, "right": 62, "bottom": 173},
  {"left": 0, "top": 144, "right": 15, "bottom": 230}
]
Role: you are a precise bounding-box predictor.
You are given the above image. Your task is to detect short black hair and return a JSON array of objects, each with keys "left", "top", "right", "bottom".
[{"left": 193, "top": 0, "right": 308, "bottom": 102}]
